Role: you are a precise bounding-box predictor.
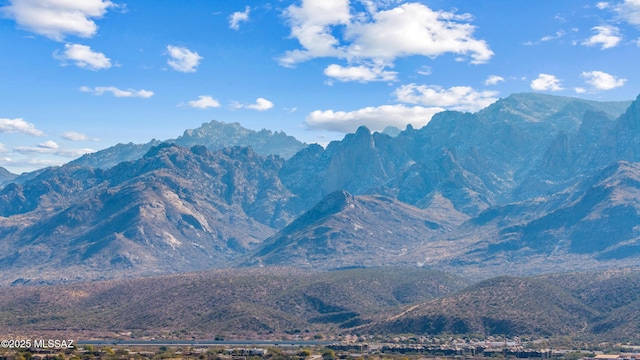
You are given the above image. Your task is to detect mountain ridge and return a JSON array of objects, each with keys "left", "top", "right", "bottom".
[
  {"left": 0, "top": 166, "right": 17, "bottom": 187},
  {"left": 69, "top": 120, "right": 306, "bottom": 170}
]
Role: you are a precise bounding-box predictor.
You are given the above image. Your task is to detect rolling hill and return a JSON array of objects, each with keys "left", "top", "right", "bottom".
[
  {"left": 362, "top": 268, "right": 640, "bottom": 341},
  {"left": 1, "top": 267, "right": 639, "bottom": 341},
  {"left": 0, "top": 267, "right": 468, "bottom": 338}
]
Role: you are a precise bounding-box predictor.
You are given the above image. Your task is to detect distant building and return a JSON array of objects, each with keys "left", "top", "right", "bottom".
[
  {"left": 327, "top": 343, "right": 369, "bottom": 352},
  {"left": 223, "top": 348, "right": 268, "bottom": 356}
]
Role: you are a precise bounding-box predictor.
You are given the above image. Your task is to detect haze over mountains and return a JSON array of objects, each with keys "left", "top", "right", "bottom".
[
  {"left": 0, "top": 166, "right": 16, "bottom": 186},
  {"left": 1, "top": 92, "right": 639, "bottom": 285},
  {"left": 0, "top": 120, "right": 306, "bottom": 187}
]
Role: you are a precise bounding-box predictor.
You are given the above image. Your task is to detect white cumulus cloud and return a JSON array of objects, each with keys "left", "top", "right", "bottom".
[
  {"left": 0, "top": 118, "right": 44, "bottom": 136},
  {"left": 484, "top": 75, "right": 505, "bottom": 86},
  {"left": 14, "top": 138, "right": 95, "bottom": 158},
  {"left": 582, "top": 25, "right": 621, "bottom": 49},
  {"left": 1, "top": 0, "right": 114, "bottom": 41},
  {"left": 581, "top": 70, "right": 627, "bottom": 90},
  {"left": 166, "top": 45, "right": 202, "bottom": 73},
  {"left": 80, "top": 86, "right": 154, "bottom": 98},
  {"left": 540, "top": 30, "right": 566, "bottom": 42},
  {"left": 279, "top": 0, "right": 492, "bottom": 72},
  {"left": 62, "top": 131, "right": 89, "bottom": 141},
  {"left": 15, "top": 145, "right": 94, "bottom": 157},
  {"left": 0, "top": 157, "right": 62, "bottom": 172},
  {"left": 394, "top": 84, "right": 499, "bottom": 112},
  {"left": 187, "top": 95, "right": 221, "bottom": 109},
  {"left": 53, "top": 43, "right": 111, "bottom": 70},
  {"left": 530, "top": 74, "right": 564, "bottom": 91},
  {"left": 615, "top": 0, "right": 640, "bottom": 26},
  {"left": 305, "top": 104, "right": 444, "bottom": 133},
  {"left": 229, "top": 6, "right": 250, "bottom": 30},
  {"left": 416, "top": 66, "right": 432, "bottom": 76},
  {"left": 246, "top": 98, "right": 274, "bottom": 111},
  {"left": 279, "top": 0, "right": 351, "bottom": 66},
  {"left": 344, "top": 3, "right": 493, "bottom": 64},
  {"left": 359, "top": 0, "right": 403, "bottom": 13},
  {"left": 38, "top": 140, "right": 59, "bottom": 149},
  {"left": 231, "top": 98, "right": 274, "bottom": 111},
  {"left": 323, "top": 64, "right": 397, "bottom": 82}
]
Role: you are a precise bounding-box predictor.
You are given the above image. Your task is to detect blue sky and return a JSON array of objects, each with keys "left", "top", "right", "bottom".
[{"left": 1, "top": 0, "right": 639, "bottom": 173}]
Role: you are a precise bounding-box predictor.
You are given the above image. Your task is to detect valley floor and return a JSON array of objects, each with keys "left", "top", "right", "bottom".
[{"left": 2, "top": 338, "right": 640, "bottom": 360}]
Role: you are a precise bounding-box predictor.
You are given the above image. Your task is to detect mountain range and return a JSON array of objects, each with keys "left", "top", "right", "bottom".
[
  {"left": 0, "top": 92, "right": 639, "bottom": 284},
  {"left": 0, "top": 145, "right": 303, "bottom": 285}
]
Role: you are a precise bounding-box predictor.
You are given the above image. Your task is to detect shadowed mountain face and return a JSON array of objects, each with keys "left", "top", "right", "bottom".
[
  {"left": 1, "top": 92, "right": 640, "bottom": 284},
  {"left": 241, "top": 190, "right": 468, "bottom": 269},
  {"left": 0, "top": 144, "right": 301, "bottom": 284},
  {"left": 459, "top": 161, "right": 640, "bottom": 263}
]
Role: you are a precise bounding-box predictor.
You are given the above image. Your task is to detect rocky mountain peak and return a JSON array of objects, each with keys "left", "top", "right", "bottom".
[
  {"left": 579, "top": 110, "right": 611, "bottom": 136},
  {"left": 181, "top": 120, "right": 247, "bottom": 138},
  {"left": 314, "top": 190, "right": 355, "bottom": 215},
  {"left": 355, "top": 124, "right": 372, "bottom": 137},
  {"left": 283, "top": 190, "right": 356, "bottom": 234},
  {"left": 175, "top": 120, "right": 306, "bottom": 160},
  {"left": 542, "top": 131, "right": 572, "bottom": 177},
  {"left": 142, "top": 141, "right": 181, "bottom": 158}
]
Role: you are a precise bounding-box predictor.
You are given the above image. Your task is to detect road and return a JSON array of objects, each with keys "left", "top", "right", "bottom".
[{"left": 76, "top": 340, "right": 332, "bottom": 347}]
